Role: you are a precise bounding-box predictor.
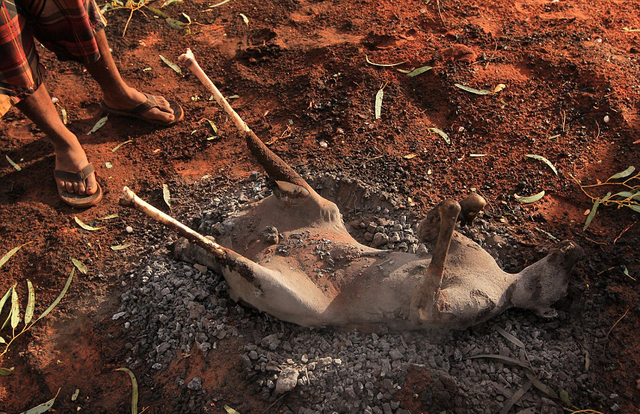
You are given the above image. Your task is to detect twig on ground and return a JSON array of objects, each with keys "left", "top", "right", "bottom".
[
  {"left": 606, "top": 308, "right": 630, "bottom": 338},
  {"left": 613, "top": 221, "right": 636, "bottom": 244}
]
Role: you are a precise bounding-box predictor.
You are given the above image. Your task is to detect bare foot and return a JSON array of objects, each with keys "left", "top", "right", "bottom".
[
  {"left": 54, "top": 139, "right": 98, "bottom": 196},
  {"left": 102, "top": 87, "right": 178, "bottom": 124}
]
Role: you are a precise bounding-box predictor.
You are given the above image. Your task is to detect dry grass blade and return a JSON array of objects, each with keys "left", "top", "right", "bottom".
[
  {"left": 37, "top": 269, "right": 74, "bottom": 321},
  {"left": 526, "top": 154, "right": 558, "bottom": 175},
  {"left": 428, "top": 127, "right": 450, "bottom": 144},
  {"left": 454, "top": 83, "right": 492, "bottom": 95},
  {"left": 72, "top": 258, "right": 88, "bottom": 274},
  {"left": 365, "top": 55, "right": 405, "bottom": 67},
  {"left": 99, "top": 213, "right": 119, "bottom": 220},
  {"left": 469, "top": 354, "right": 530, "bottom": 369},
  {"left": 374, "top": 85, "right": 385, "bottom": 120},
  {"left": 500, "top": 380, "right": 532, "bottom": 414},
  {"left": 116, "top": 367, "right": 139, "bottom": 414},
  {"left": 111, "top": 243, "right": 132, "bottom": 251},
  {"left": 210, "top": 0, "right": 233, "bottom": 7},
  {"left": 162, "top": 184, "right": 172, "bottom": 208},
  {"left": 495, "top": 326, "right": 525, "bottom": 349},
  {"left": 0, "top": 242, "right": 31, "bottom": 269},
  {"left": 112, "top": 139, "right": 134, "bottom": 153},
  {"left": 24, "top": 280, "right": 35, "bottom": 325},
  {"left": 159, "top": 55, "right": 183, "bottom": 76}
]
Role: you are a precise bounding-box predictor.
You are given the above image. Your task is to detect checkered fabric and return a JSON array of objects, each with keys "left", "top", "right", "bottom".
[{"left": 0, "top": 0, "right": 106, "bottom": 103}]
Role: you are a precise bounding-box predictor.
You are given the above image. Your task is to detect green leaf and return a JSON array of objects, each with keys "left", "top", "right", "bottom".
[
  {"left": 406, "top": 65, "right": 433, "bottom": 77},
  {"left": 210, "top": 0, "right": 233, "bottom": 7},
  {"left": 159, "top": 55, "right": 183, "bottom": 76},
  {"left": 112, "top": 139, "right": 134, "bottom": 153},
  {"left": 162, "top": 184, "right": 171, "bottom": 208},
  {"left": 454, "top": 83, "right": 492, "bottom": 95},
  {"left": 224, "top": 406, "right": 241, "bottom": 414},
  {"left": 74, "top": 216, "right": 103, "bottom": 231},
  {"left": 72, "top": 259, "right": 88, "bottom": 275},
  {"left": 38, "top": 269, "right": 74, "bottom": 321},
  {"left": 110, "top": 244, "right": 132, "bottom": 251},
  {"left": 365, "top": 55, "right": 405, "bottom": 67},
  {"left": 525, "top": 371, "right": 559, "bottom": 399},
  {"left": 374, "top": 86, "right": 384, "bottom": 120},
  {"left": 116, "top": 367, "right": 139, "bottom": 414},
  {"left": 428, "top": 127, "right": 450, "bottom": 145},
  {"left": 583, "top": 193, "right": 611, "bottom": 231},
  {"left": 5, "top": 154, "right": 22, "bottom": 171},
  {"left": 87, "top": 115, "right": 109, "bottom": 135},
  {"left": 165, "top": 17, "right": 186, "bottom": 30},
  {"left": 628, "top": 204, "right": 640, "bottom": 213},
  {"left": 0, "top": 286, "right": 13, "bottom": 319},
  {"left": 10, "top": 287, "right": 20, "bottom": 329},
  {"left": 25, "top": 280, "right": 35, "bottom": 325},
  {"left": 22, "top": 389, "right": 60, "bottom": 414},
  {"left": 0, "top": 366, "right": 14, "bottom": 375},
  {"left": 1, "top": 308, "right": 12, "bottom": 330},
  {"left": 514, "top": 191, "right": 545, "bottom": 204},
  {"left": 0, "top": 242, "right": 31, "bottom": 269},
  {"left": 526, "top": 154, "right": 558, "bottom": 175},
  {"left": 608, "top": 166, "right": 635, "bottom": 180}
]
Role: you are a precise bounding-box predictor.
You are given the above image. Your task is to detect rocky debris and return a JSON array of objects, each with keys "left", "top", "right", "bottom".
[{"left": 115, "top": 175, "right": 603, "bottom": 413}]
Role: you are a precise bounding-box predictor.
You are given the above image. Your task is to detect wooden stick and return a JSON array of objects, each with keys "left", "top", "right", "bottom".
[
  {"left": 119, "top": 186, "right": 226, "bottom": 259},
  {"left": 178, "top": 48, "right": 249, "bottom": 134}
]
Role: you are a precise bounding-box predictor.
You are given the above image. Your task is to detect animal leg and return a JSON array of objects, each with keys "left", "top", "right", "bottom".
[
  {"left": 417, "top": 193, "right": 485, "bottom": 242},
  {"left": 411, "top": 200, "right": 461, "bottom": 322}
]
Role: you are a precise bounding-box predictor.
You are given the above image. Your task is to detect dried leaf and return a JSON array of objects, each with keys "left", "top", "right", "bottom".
[
  {"left": 99, "top": 213, "right": 119, "bottom": 220},
  {"left": 365, "top": 55, "right": 405, "bottom": 67},
  {"left": 105, "top": 162, "right": 113, "bottom": 169},
  {"left": 622, "top": 27, "right": 640, "bottom": 32},
  {"left": 116, "top": 368, "right": 139, "bottom": 414},
  {"left": 159, "top": 55, "right": 183, "bottom": 76},
  {"left": 74, "top": 216, "right": 103, "bottom": 231},
  {"left": 0, "top": 242, "right": 31, "bottom": 269},
  {"left": 38, "top": 269, "right": 74, "bottom": 321},
  {"left": 166, "top": 17, "right": 186, "bottom": 30},
  {"left": 608, "top": 166, "right": 635, "bottom": 180},
  {"left": 495, "top": 326, "right": 525, "bottom": 349},
  {"left": 428, "top": 127, "right": 450, "bottom": 145},
  {"left": 22, "top": 389, "right": 60, "bottom": 414},
  {"left": 112, "top": 139, "right": 134, "bottom": 153},
  {"left": 61, "top": 108, "right": 68, "bottom": 125},
  {"left": 0, "top": 367, "right": 14, "bottom": 375},
  {"left": 493, "top": 83, "right": 506, "bottom": 93},
  {"left": 87, "top": 115, "right": 109, "bottom": 135},
  {"left": 206, "top": 119, "right": 218, "bottom": 134},
  {"left": 406, "top": 65, "right": 433, "bottom": 77},
  {"left": 374, "top": 86, "right": 384, "bottom": 120},
  {"left": 559, "top": 389, "right": 572, "bottom": 406},
  {"left": 454, "top": 83, "right": 492, "bottom": 95},
  {"left": 514, "top": 191, "right": 545, "bottom": 204},
  {"left": 469, "top": 153, "right": 487, "bottom": 158},
  {"left": 403, "top": 153, "right": 418, "bottom": 159},
  {"left": 469, "top": 354, "right": 530, "bottom": 369},
  {"left": 210, "top": 0, "right": 233, "bottom": 7},
  {"left": 239, "top": 13, "right": 249, "bottom": 25},
  {"left": 161, "top": 0, "right": 182, "bottom": 6},
  {"left": 526, "top": 154, "right": 558, "bottom": 175},
  {"left": 25, "top": 280, "right": 35, "bottom": 325},
  {"left": 525, "top": 371, "right": 559, "bottom": 399},
  {"left": 111, "top": 244, "right": 132, "bottom": 251},
  {"left": 182, "top": 13, "right": 191, "bottom": 24},
  {"left": 72, "top": 259, "right": 88, "bottom": 275},
  {"left": 71, "top": 389, "right": 80, "bottom": 402},
  {"left": 499, "top": 380, "right": 532, "bottom": 414},
  {"left": 10, "top": 287, "right": 19, "bottom": 329},
  {"left": 163, "top": 184, "right": 171, "bottom": 208},
  {"left": 224, "top": 406, "right": 241, "bottom": 414},
  {"left": 5, "top": 154, "right": 21, "bottom": 171}
]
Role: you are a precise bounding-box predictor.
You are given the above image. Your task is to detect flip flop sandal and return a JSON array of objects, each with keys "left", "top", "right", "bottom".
[
  {"left": 100, "top": 92, "right": 184, "bottom": 127},
  {"left": 55, "top": 163, "right": 103, "bottom": 208}
]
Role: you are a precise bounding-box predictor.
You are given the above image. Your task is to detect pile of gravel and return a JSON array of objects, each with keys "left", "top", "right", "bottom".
[{"left": 115, "top": 174, "right": 613, "bottom": 414}]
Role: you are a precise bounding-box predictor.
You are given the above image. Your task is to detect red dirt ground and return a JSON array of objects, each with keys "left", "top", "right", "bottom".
[{"left": 1, "top": 0, "right": 639, "bottom": 412}]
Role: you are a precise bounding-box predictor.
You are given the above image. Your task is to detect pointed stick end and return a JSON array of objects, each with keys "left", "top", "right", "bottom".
[
  {"left": 120, "top": 186, "right": 136, "bottom": 206},
  {"left": 178, "top": 48, "right": 195, "bottom": 66}
]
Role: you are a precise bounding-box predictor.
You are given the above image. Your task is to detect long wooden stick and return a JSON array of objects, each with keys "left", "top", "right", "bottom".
[{"left": 119, "top": 186, "right": 226, "bottom": 259}]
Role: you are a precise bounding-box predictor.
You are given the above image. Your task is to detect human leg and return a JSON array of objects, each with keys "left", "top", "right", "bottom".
[{"left": 15, "top": 82, "right": 99, "bottom": 197}]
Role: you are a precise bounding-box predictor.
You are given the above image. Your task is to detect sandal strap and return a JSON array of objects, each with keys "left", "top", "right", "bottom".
[
  {"left": 54, "top": 163, "right": 95, "bottom": 182},
  {"left": 130, "top": 93, "right": 161, "bottom": 115}
]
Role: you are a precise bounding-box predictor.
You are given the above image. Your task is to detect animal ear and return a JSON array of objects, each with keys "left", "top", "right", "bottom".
[{"left": 274, "top": 180, "right": 310, "bottom": 198}]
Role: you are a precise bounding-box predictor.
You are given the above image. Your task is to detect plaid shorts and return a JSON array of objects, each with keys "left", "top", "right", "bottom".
[{"left": 0, "top": 0, "right": 107, "bottom": 103}]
